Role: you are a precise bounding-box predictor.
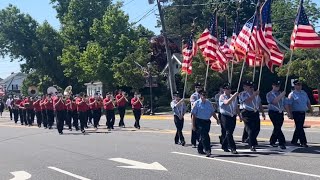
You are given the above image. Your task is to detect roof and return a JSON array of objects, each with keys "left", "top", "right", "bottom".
[
  {"left": 0, "top": 72, "right": 27, "bottom": 84},
  {"left": 84, "top": 81, "right": 103, "bottom": 86}
]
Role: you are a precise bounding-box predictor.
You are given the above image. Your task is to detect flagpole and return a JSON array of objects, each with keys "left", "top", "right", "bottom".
[
  {"left": 230, "top": 60, "right": 234, "bottom": 85},
  {"left": 227, "top": 62, "right": 230, "bottom": 83},
  {"left": 204, "top": 59, "right": 210, "bottom": 91},
  {"left": 284, "top": 50, "right": 294, "bottom": 92},
  {"left": 237, "top": 59, "right": 246, "bottom": 92},
  {"left": 258, "top": 57, "right": 264, "bottom": 91},
  {"left": 253, "top": 57, "right": 256, "bottom": 81},
  {"left": 182, "top": 73, "right": 188, "bottom": 99}
]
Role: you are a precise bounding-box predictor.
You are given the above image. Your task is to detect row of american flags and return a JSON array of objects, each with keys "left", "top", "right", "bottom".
[{"left": 181, "top": 0, "right": 320, "bottom": 75}]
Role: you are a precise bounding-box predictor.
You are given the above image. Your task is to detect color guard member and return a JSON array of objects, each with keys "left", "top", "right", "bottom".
[
  {"left": 170, "top": 91, "right": 187, "bottom": 146},
  {"left": 190, "top": 82, "right": 201, "bottom": 148}
]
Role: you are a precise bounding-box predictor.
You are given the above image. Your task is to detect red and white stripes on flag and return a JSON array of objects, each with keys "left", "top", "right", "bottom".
[
  {"left": 234, "top": 15, "right": 256, "bottom": 60},
  {"left": 182, "top": 34, "right": 198, "bottom": 75},
  {"left": 210, "top": 60, "right": 227, "bottom": 73},
  {"left": 290, "top": 0, "right": 320, "bottom": 49},
  {"left": 260, "top": 0, "right": 284, "bottom": 72}
]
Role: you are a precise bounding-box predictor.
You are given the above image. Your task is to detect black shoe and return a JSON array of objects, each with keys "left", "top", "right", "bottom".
[
  {"left": 205, "top": 151, "right": 211, "bottom": 157},
  {"left": 223, "top": 148, "right": 230, "bottom": 152},
  {"left": 270, "top": 143, "right": 278, "bottom": 147},
  {"left": 250, "top": 146, "right": 256, "bottom": 152},
  {"left": 81, "top": 130, "right": 85, "bottom": 134},
  {"left": 49, "top": 126, "right": 52, "bottom": 129},
  {"left": 69, "top": 128, "right": 72, "bottom": 131},
  {"left": 280, "top": 145, "right": 286, "bottom": 149},
  {"left": 198, "top": 150, "right": 205, "bottom": 155},
  {"left": 111, "top": 126, "right": 114, "bottom": 129},
  {"left": 122, "top": 125, "right": 126, "bottom": 128},
  {"left": 181, "top": 141, "right": 186, "bottom": 146},
  {"left": 175, "top": 141, "right": 179, "bottom": 145},
  {"left": 59, "top": 132, "right": 63, "bottom": 135},
  {"left": 231, "top": 150, "right": 238, "bottom": 154},
  {"left": 192, "top": 144, "right": 197, "bottom": 148},
  {"left": 301, "top": 144, "right": 308, "bottom": 148}
]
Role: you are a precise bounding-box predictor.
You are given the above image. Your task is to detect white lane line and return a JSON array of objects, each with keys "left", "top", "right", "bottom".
[
  {"left": 172, "top": 152, "right": 320, "bottom": 178},
  {"left": 48, "top": 166, "right": 91, "bottom": 180}
]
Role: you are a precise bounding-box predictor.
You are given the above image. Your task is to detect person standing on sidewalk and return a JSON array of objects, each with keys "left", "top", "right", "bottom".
[
  {"left": 287, "top": 79, "right": 312, "bottom": 148},
  {"left": 170, "top": 91, "right": 187, "bottom": 146},
  {"left": 266, "top": 80, "right": 287, "bottom": 149},
  {"left": 191, "top": 90, "right": 219, "bottom": 157},
  {"left": 219, "top": 83, "right": 240, "bottom": 154},
  {"left": 189, "top": 82, "right": 201, "bottom": 148}
]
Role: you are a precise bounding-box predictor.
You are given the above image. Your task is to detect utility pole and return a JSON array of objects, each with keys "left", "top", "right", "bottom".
[{"left": 154, "top": 0, "right": 176, "bottom": 98}]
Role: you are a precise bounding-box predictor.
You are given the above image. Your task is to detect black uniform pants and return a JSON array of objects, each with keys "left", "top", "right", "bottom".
[
  {"left": 22, "top": 109, "right": 27, "bottom": 125},
  {"left": 13, "top": 109, "right": 19, "bottom": 123},
  {"left": 174, "top": 115, "right": 185, "bottom": 143},
  {"left": 106, "top": 110, "right": 115, "bottom": 128},
  {"left": 26, "top": 109, "right": 34, "bottom": 125},
  {"left": 42, "top": 110, "right": 48, "bottom": 128},
  {"left": 78, "top": 111, "right": 87, "bottom": 131},
  {"left": 35, "top": 111, "right": 42, "bottom": 126},
  {"left": 92, "top": 109, "right": 101, "bottom": 128},
  {"left": 66, "top": 110, "right": 72, "bottom": 129},
  {"left": 118, "top": 106, "right": 126, "bottom": 126},
  {"left": 269, "top": 110, "right": 285, "bottom": 145},
  {"left": 47, "top": 110, "right": 54, "bottom": 127},
  {"left": 56, "top": 110, "right": 65, "bottom": 133},
  {"left": 221, "top": 114, "right": 237, "bottom": 150},
  {"left": 197, "top": 118, "right": 211, "bottom": 153},
  {"left": 70, "top": 110, "right": 79, "bottom": 130},
  {"left": 242, "top": 110, "right": 260, "bottom": 147},
  {"left": 291, "top": 111, "right": 307, "bottom": 145},
  {"left": 218, "top": 112, "right": 226, "bottom": 144},
  {"left": 9, "top": 107, "right": 13, "bottom": 120},
  {"left": 191, "top": 115, "right": 199, "bottom": 146},
  {"left": 133, "top": 109, "right": 141, "bottom": 128},
  {"left": 87, "top": 110, "right": 93, "bottom": 124}
]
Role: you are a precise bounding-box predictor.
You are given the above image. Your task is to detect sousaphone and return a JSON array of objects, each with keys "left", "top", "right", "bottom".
[
  {"left": 47, "top": 86, "right": 58, "bottom": 96},
  {"left": 28, "top": 86, "right": 39, "bottom": 97},
  {"left": 64, "top": 85, "right": 73, "bottom": 96}
]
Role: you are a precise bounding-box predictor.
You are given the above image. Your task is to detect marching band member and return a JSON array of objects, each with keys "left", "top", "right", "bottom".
[
  {"left": 19, "top": 96, "right": 27, "bottom": 126},
  {"left": 103, "top": 92, "right": 115, "bottom": 130},
  {"left": 44, "top": 94, "right": 54, "bottom": 129},
  {"left": 25, "top": 96, "right": 34, "bottom": 126},
  {"left": 33, "top": 96, "right": 42, "bottom": 128},
  {"left": 116, "top": 89, "right": 128, "bottom": 128},
  {"left": 239, "top": 81, "right": 265, "bottom": 152},
  {"left": 191, "top": 90, "right": 219, "bottom": 157},
  {"left": 66, "top": 96, "right": 78, "bottom": 131},
  {"left": 76, "top": 93, "right": 87, "bottom": 134},
  {"left": 219, "top": 83, "right": 241, "bottom": 154},
  {"left": 5, "top": 96, "right": 13, "bottom": 120},
  {"left": 287, "top": 79, "right": 312, "bottom": 148},
  {"left": 54, "top": 92, "right": 66, "bottom": 134},
  {"left": 40, "top": 95, "right": 48, "bottom": 129},
  {"left": 189, "top": 82, "right": 201, "bottom": 148},
  {"left": 13, "top": 96, "right": 22, "bottom": 124},
  {"left": 266, "top": 80, "right": 287, "bottom": 149},
  {"left": 131, "top": 92, "right": 143, "bottom": 129},
  {"left": 89, "top": 93, "right": 103, "bottom": 129},
  {"left": 84, "top": 94, "right": 91, "bottom": 128},
  {"left": 170, "top": 91, "right": 187, "bottom": 146}
]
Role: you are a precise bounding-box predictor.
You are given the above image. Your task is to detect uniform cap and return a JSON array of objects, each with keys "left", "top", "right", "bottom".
[
  {"left": 222, "top": 83, "right": 231, "bottom": 89},
  {"left": 194, "top": 82, "right": 201, "bottom": 88},
  {"left": 243, "top": 80, "right": 254, "bottom": 87},
  {"left": 293, "top": 79, "right": 302, "bottom": 85},
  {"left": 272, "top": 80, "right": 281, "bottom": 86}
]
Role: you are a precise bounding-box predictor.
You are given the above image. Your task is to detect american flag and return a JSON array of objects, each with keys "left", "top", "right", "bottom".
[
  {"left": 260, "top": 0, "right": 284, "bottom": 72},
  {"left": 234, "top": 15, "right": 256, "bottom": 60},
  {"left": 220, "top": 16, "right": 233, "bottom": 61},
  {"left": 210, "top": 60, "right": 227, "bottom": 73},
  {"left": 290, "top": 0, "right": 320, "bottom": 49},
  {"left": 181, "top": 33, "right": 197, "bottom": 75},
  {"left": 197, "top": 12, "right": 218, "bottom": 62},
  {"left": 256, "top": 9, "right": 271, "bottom": 60}
]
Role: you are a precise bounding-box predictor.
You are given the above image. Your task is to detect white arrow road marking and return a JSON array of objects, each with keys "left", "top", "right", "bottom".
[
  {"left": 48, "top": 167, "right": 91, "bottom": 180},
  {"left": 172, "top": 152, "right": 320, "bottom": 178},
  {"left": 9, "top": 171, "right": 31, "bottom": 180},
  {"left": 109, "top": 158, "right": 167, "bottom": 171}
]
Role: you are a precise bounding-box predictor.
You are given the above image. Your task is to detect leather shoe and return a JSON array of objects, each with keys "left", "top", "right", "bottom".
[
  {"left": 181, "top": 141, "right": 186, "bottom": 146},
  {"left": 198, "top": 150, "right": 205, "bottom": 155},
  {"left": 280, "top": 145, "right": 286, "bottom": 149},
  {"left": 270, "top": 143, "right": 278, "bottom": 147},
  {"left": 231, "top": 150, "right": 238, "bottom": 154},
  {"left": 223, "top": 148, "right": 230, "bottom": 152},
  {"left": 301, "top": 144, "right": 308, "bottom": 148},
  {"left": 205, "top": 151, "right": 211, "bottom": 157},
  {"left": 250, "top": 146, "right": 256, "bottom": 152}
]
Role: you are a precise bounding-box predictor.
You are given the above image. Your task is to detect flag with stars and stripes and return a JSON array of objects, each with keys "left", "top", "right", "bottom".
[
  {"left": 229, "top": 13, "right": 240, "bottom": 54},
  {"left": 197, "top": 12, "right": 218, "bottom": 62},
  {"left": 234, "top": 14, "right": 256, "bottom": 60},
  {"left": 290, "top": 0, "right": 320, "bottom": 49},
  {"left": 182, "top": 33, "right": 198, "bottom": 75},
  {"left": 260, "top": 0, "right": 284, "bottom": 72},
  {"left": 210, "top": 60, "right": 227, "bottom": 73}
]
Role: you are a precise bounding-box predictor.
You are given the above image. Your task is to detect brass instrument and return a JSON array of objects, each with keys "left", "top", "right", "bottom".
[
  {"left": 28, "top": 86, "right": 39, "bottom": 97},
  {"left": 137, "top": 95, "right": 144, "bottom": 106},
  {"left": 47, "top": 86, "right": 58, "bottom": 96},
  {"left": 64, "top": 86, "right": 73, "bottom": 97},
  {"left": 121, "top": 92, "right": 129, "bottom": 102}
]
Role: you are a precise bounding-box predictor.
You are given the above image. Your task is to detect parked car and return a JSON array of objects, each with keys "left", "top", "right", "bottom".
[{"left": 313, "top": 89, "right": 318, "bottom": 104}]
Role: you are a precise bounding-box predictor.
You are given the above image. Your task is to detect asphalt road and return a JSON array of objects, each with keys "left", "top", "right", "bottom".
[{"left": 0, "top": 111, "right": 320, "bottom": 180}]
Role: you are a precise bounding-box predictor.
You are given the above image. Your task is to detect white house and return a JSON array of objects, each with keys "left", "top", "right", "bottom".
[
  {"left": 0, "top": 72, "right": 27, "bottom": 95},
  {"left": 84, "top": 81, "right": 103, "bottom": 97}
]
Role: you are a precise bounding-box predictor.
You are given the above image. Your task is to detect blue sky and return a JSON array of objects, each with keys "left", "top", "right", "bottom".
[{"left": 0, "top": 0, "right": 319, "bottom": 79}]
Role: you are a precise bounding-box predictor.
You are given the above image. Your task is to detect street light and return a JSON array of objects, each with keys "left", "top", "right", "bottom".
[{"left": 147, "top": 62, "right": 154, "bottom": 115}]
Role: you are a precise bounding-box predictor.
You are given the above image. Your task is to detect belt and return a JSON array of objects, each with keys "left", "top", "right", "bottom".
[
  {"left": 269, "top": 110, "right": 284, "bottom": 114},
  {"left": 221, "top": 113, "right": 236, "bottom": 118},
  {"left": 292, "top": 111, "right": 305, "bottom": 114}
]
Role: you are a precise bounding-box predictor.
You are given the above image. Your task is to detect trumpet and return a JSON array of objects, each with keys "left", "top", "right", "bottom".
[
  {"left": 120, "top": 92, "right": 129, "bottom": 102},
  {"left": 138, "top": 95, "right": 144, "bottom": 106}
]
